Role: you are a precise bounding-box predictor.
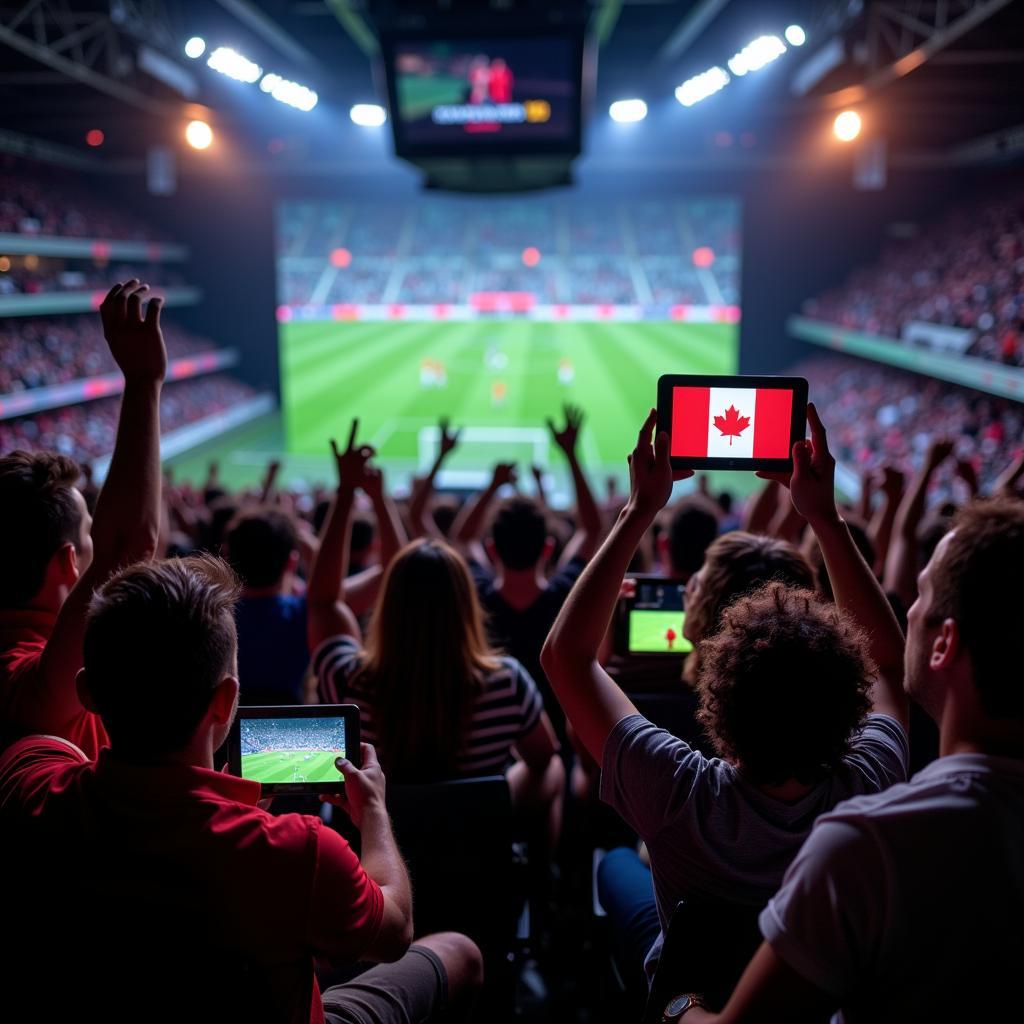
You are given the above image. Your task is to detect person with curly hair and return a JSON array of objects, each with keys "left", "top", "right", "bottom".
[{"left": 542, "top": 404, "right": 909, "bottom": 997}]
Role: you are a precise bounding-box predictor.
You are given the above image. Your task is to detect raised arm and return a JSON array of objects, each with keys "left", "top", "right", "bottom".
[
  {"left": 992, "top": 448, "right": 1024, "bottom": 497},
  {"left": 38, "top": 281, "right": 166, "bottom": 727},
  {"left": 306, "top": 421, "right": 372, "bottom": 652},
  {"left": 883, "top": 438, "right": 953, "bottom": 609},
  {"left": 258, "top": 459, "right": 282, "bottom": 505},
  {"left": 743, "top": 479, "right": 782, "bottom": 535},
  {"left": 452, "top": 462, "right": 517, "bottom": 563},
  {"left": 541, "top": 409, "right": 691, "bottom": 763},
  {"left": 761, "top": 404, "right": 908, "bottom": 728},
  {"left": 868, "top": 466, "right": 904, "bottom": 577},
  {"left": 408, "top": 417, "right": 460, "bottom": 539},
  {"left": 360, "top": 464, "right": 407, "bottom": 572},
  {"left": 547, "top": 404, "right": 603, "bottom": 565}
]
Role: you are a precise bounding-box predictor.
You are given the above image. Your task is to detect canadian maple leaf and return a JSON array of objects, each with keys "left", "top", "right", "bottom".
[{"left": 713, "top": 404, "right": 750, "bottom": 446}]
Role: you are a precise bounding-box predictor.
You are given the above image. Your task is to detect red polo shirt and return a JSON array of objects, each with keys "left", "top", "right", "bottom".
[
  {"left": 0, "top": 736, "right": 384, "bottom": 1023},
  {"left": 0, "top": 608, "right": 109, "bottom": 757}
]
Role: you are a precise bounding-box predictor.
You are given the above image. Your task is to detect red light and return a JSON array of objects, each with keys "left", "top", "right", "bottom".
[
  {"left": 692, "top": 247, "right": 715, "bottom": 268},
  {"left": 522, "top": 247, "right": 541, "bottom": 267},
  {"left": 86, "top": 129, "right": 104, "bottom": 147},
  {"left": 330, "top": 247, "right": 352, "bottom": 268}
]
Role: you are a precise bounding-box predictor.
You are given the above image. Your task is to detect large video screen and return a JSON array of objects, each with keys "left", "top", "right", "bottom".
[
  {"left": 275, "top": 195, "right": 741, "bottom": 488},
  {"left": 386, "top": 35, "right": 581, "bottom": 154}
]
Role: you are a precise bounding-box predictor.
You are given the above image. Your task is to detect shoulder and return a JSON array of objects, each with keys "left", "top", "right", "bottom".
[
  {"left": 837, "top": 714, "right": 911, "bottom": 793},
  {"left": 0, "top": 735, "right": 88, "bottom": 811},
  {"left": 312, "top": 634, "right": 363, "bottom": 678},
  {"left": 603, "top": 713, "right": 706, "bottom": 777}
]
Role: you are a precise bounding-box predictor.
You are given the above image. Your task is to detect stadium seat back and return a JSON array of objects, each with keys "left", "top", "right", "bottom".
[{"left": 642, "top": 897, "right": 764, "bottom": 1022}]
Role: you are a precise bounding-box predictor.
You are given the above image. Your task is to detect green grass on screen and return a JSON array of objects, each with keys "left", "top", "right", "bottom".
[
  {"left": 241, "top": 749, "right": 345, "bottom": 785},
  {"left": 629, "top": 610, "right": 693, "bottom": 654}
]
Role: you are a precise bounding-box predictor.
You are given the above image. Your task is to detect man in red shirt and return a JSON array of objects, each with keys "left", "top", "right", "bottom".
[
  {"left": 0, "top": 554, "right": 481, "bottom": 1023},
  {"left": 0, "top": 280, "right": 165, "bottom": 758}
]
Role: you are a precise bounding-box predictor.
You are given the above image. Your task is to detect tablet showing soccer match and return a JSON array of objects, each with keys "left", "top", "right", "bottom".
[
  {"left": 615, "top": 577, "right": 693, "bottom": 658},
  {"left": 657, "top": 374, "right": 807, "bottom": 472},
  {"left": 228, "top": 705, "right": 361, "bottom": 794}
]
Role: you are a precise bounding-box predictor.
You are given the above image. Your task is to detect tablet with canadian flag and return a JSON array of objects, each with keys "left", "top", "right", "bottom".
[{"left": 658, "top": 374, "right": 807, "bottom": 469}]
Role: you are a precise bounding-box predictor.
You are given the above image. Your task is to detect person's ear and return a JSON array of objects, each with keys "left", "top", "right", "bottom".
[
  {"left": 75, "top": 669, "right": 98, "bottom": 713},
  {"left": 210, "top": 676, "right": 240, "bottom": 727},
  {"left": 930, "top": 618, "right": 959, "bottom": 670},
  {"left": 54, "top": 541, "right": 80, "bottom": 583}
]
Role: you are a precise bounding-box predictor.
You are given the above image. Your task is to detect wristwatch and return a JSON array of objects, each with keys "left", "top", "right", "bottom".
[{"left": 662, "top": 993, "right": 706, "bottom": 1021}]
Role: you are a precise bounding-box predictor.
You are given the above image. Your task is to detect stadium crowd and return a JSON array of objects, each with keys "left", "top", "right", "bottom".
[
  {"left": 804, "top": 182, "right": 1024, "bottom": 365},
  {"left": 0, "top": 275, "right": 1021, "bottom": 1024},
  {"left": 0, "top": 258, "right": 186, "bottom": 295},
  {"left": 240, "top": 717, "right": 346, "bottom": 755}
]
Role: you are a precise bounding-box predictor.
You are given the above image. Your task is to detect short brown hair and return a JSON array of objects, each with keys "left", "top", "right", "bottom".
[
  {"left": 697, "top": 583, "right": 873, "bottom": 786},
  {"left": 0, "top": 451, "right": 83, "bottom": 608},
  {"left": 225, "top": 507, "right": 297, "bottom": 589},
  {"left": 84, "top": 555, "right": 240, "bottom": 757},
  {"left": 927, "top": 498, "right": 1024, "bottom": 720}
]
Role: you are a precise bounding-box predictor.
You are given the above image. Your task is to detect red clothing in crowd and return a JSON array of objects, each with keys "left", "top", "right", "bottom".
[
  {"left": 0, "top": 736, "right": 384, "bottom": 1023},
  {"left": 0, "top": 609, "right": 109, "bottom": 757}
]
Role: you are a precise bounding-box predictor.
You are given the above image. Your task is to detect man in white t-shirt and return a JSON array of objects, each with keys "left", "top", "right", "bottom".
[{"left": 678, "top": 496, "right": 1024, "bottom": 1023}]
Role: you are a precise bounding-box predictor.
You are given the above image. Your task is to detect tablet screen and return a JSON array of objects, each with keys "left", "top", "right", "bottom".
[
  {"left": 670, "top": 384, "right": 794, "bottom": 460},
  {"left": 239, "top": 715, "right": 348, "bottom": 786}
]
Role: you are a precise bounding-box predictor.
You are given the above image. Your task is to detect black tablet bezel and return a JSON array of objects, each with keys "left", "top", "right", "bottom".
[
  {"left": 656, "top": 374, "right": 808, "bottom": 472},
  {"left": 227, "top": 704, "right": 362, "bottom": 795}
]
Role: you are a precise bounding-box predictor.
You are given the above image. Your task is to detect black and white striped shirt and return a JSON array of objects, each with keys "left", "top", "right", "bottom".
[{"left": 313, "top": 635, "right": 544, "bottom": 778}]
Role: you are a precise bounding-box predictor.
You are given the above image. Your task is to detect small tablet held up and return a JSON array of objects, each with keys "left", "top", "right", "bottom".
[
  {"left": 613, "top": 575, "right": 691, "bottom": 659},
  {"left": 227, "top": 704, "right": 361, "bottom": 795},
  {"left": 657, "top": 374, "right": 808, "bottom": 473}
]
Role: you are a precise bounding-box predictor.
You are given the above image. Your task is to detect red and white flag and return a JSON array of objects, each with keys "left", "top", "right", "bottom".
[{"left": 671, "top": 385, "right": 793, "bottom": 459}]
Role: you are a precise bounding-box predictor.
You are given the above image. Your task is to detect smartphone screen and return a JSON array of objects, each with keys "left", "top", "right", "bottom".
[{"left": 627, "top": 580, "right": 692, "bottom": 655}]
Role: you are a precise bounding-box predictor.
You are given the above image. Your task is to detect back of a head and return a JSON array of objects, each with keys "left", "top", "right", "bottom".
[
  {"left": 687, "top": 531, "right": 815, "bottom": 643},
  {"left": 491, "top": 497, "right": 548, "bottom": 570},
  {"left": 366, "top": 538, "right": 496, "bottom": 777},
  {"left": 350, "top": 514, "right": 375, "bottom": 559},
  {"left": 928, "top": 498, "right": 1024, "bottom": 720},
  {"left": 697, "top": 582, "right": 873, "bottom": 785},
  {"left": 225, "top": 507, "right": 297, "bottom": 589},
  {"left": 83, "top": 555, "right": 240, "bottom": 759},
  {"left": 668, "top": 498, "right": 720, "bottom": 578},
  {"left": 0, "top": 450, "right": 82, "bottom": 608}
]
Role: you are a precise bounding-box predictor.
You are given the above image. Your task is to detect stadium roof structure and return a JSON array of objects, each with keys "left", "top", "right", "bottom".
[{"left": 0, "top": 1, "right": 1022, "bottom": 177}]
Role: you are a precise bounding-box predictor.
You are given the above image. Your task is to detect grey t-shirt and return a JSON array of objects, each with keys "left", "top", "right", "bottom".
[{"left": 600, "top": 713, "right": 909, "bottom": 976}]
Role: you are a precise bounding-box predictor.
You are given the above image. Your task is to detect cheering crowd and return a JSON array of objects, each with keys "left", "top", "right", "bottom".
[{"left": 0, "top": 281, "right": 1021, "bottom": 1024}]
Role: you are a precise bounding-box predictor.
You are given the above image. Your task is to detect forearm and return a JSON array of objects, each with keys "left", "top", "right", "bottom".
[
  {"left": 568, "top": 453, "right": 602, "bottom": 548},
  {"left": 91, "top": 380, "right": 162, "bottom": 568},
  {"left": 454, "top": 482, "right": 500, "bottom": 543},
  {"left": 358, "top": 804, "right": 412, "bottom": 914},
  {"left": 308, "top": 485, "right": 355, "bottom": 607},
  {"left": 883, "top": 469, "right": 931, "bottom": 601},
  {"left": 744, "top": 480, "right": 780, "bottom": 535},
  {"left": 815, "top": 515, "right": 906, "bottom": 692},
  {"left": 547, "top": 505, "right": 649, "bottom": 664},
  {"left": 371, "top": 493, "right": 407, "bottom": 570},
  {"left": 869, "top": 493, "right": 898, "bottom": 577}
]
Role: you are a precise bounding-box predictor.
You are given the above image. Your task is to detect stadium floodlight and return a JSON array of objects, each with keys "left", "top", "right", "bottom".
[
  {"left": 184, "top": 36, "right": 206, "bottom": 59},
  {"left": 207, "top": 46, "right": 262, "bottom": 84},
  {"left": 185, "top": 119, "right": 214, "bottom": 150},
  {"left": 609, "top": 99, "right": 648, "bottom": 123},
  {"left": 260, "top": 73, "right": 318, "bottom": 111},
  {"left": 727, "top": 35, "right": 787, "bottom": 77},
  {"left": 833, "top": 110, "right": 862, "bottom": 142},
  {"left": 350, "top": 103, "right": 387, "bottom": 127},
  {"left": 675, "top": 67, "right": 730, "bottom": 107},
  {"left": 785, "top": 25, "right": 806, "bottom": 47}
]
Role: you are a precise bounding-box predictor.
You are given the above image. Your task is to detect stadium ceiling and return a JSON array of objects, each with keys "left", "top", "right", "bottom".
[{"left": 0, "top": 0, "right": 1022, "bottom": 171}]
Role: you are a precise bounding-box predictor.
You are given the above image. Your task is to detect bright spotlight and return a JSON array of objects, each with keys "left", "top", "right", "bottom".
[
  {"left": 675, "top": 67, "right": 730, "bottom": 107},
  {"left": 833, "top": 110, "right": 862, "bottom": 142},
  {"left": 350, "top": 104, "right": 387, "bottom": 127},
  {"left": 609, "top": 99, "right": 647, "bottom": 123},
  {"left": 785, "top": 25, "right": 806, "bottom": 47},
  {"left": 728, "top": 35, "right": 787, "bottom": 76},
  {"left": 207, "top": 46, "right": 262, "bottom": 84},
  {"left": 184, "top": 37, "right": 206, "bottom": 59},
  {"left": 185, "top": 119, "right": 214, "bottom": 150},
  {"left": 260, "top": 73, "right": 318, "bottom": 111}
]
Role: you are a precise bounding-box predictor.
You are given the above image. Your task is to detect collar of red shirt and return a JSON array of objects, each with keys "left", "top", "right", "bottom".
[
  {"left": 92, "top": 747, "right": 262, "bottom": 806},
  {"left": 0, "top": 607, "right": 57, "bottom": 645}
]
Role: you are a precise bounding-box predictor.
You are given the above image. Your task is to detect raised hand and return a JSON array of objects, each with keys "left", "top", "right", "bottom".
[
  {"left": 925, "top": 437, "right": 955, "bottom": 473},
  {"left": 360, "top": 463, "right": 385, "bottom": 501},
  {"left": 955, "top": 457, "right": 980, "bottom": 496},
  {"left": 770, "top": 403, "right": 839, "bottom": 527},
  {"left": 438, "top": 417, "right": 461, "bottom": 457},
  {"left": 330, "top": 419, "right": 375, "bottom": 490},
  {"left": 547, "top": 403, "right": 584, "bottom": 457},
  {"left": 879, "top": 465, "right": 905, "bottom": 501},
  {"left": 491, "top": 462, "right": 518, "bottom": 489},
  {"left": 627, "top": 408, "right": 692, "bottom": 520},
  {"left": 99, "top": 279, "right": 167, "bottom": 383}
]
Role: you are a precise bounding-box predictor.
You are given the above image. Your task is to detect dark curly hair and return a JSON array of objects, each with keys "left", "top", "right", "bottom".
[{"left": 696, "top": 582, "right": 873, "bottom": 786}]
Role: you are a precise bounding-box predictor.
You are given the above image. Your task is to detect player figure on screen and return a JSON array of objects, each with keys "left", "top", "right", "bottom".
[
  {"left": 468, "top": 56, "right": 491, "bottom": 104},
  {"left": 665, "top": 626, "right": 678, "bottom": 651},
  {"left": 557, "top": 357, "right": 575, "bottom": 386},
  {"left": 488, "top": 58, "right": 514, "bottom": 103},
  {"left": 491, "top": 379, "right": 507, "bottom": 407},
  {"left": 485, "top": 341, "right": 508, "bottom": 371}
]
